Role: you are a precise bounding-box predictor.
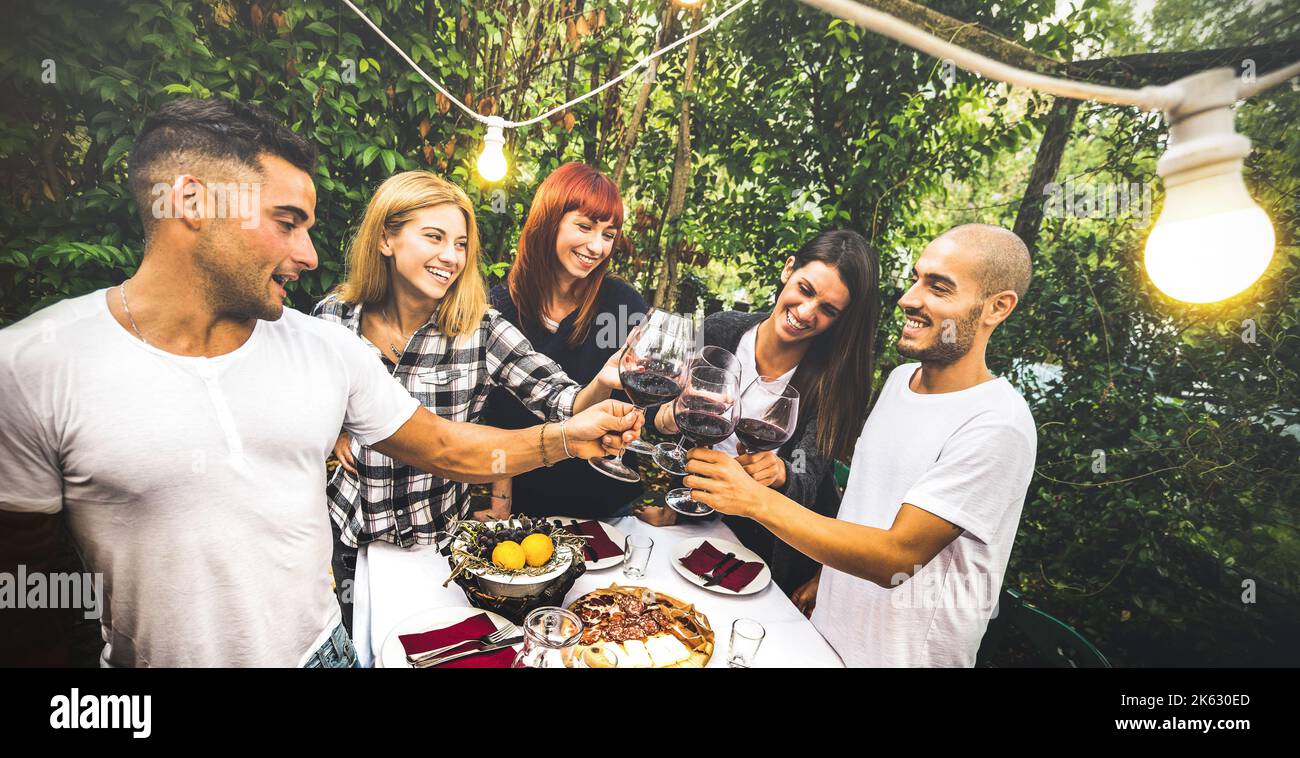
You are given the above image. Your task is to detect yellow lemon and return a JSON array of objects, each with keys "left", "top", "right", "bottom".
[
  {"left": 521, "top": 533, "right": 555, "bottom": 567},
  {"left": 491, "top": 541, "right": 526, "bottom": 571}
]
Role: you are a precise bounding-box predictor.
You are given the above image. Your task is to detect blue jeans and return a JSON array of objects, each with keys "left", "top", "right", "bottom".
[{"left": 302, "top": 622, "right": 359, "bottom": 668}]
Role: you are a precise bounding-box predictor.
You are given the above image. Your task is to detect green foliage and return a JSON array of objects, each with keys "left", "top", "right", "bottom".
[
  {"left": 0, "top": 0, "right": 1295, "bottom": 664},
  {"left": 904, "top": 0, "right": 1300, "bottom": 665}
]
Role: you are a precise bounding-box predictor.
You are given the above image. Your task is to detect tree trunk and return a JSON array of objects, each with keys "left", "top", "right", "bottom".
[
  {"left": 555, "top": 0, "right": 587, "bottom": 163},
  {"left": 596, "top": 0, "right": 637, "bottom": 167},
  {"left": 613, "top": 1, "right": 675, "bottom": 188},
  {"left": 584, "top": 56, "right": 600, "bottom": 165},
  {"left": 651, "top": 6, "right": 702, "bottom": 310},
  {"left": 1013, "top": 97, "right": 1079, "bottom": 256}
]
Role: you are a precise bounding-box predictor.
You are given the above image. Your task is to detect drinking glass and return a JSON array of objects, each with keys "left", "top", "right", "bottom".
[
  {"left": 589, "top": 317, "right": 693, "bottom": 482},
  {"left": 621, "top": 534, "right": 654, "bottom": 580},
  {"left": 728, "top": 618, "right": 765, "bottom": 668},
  {"left": 653, "top": 365, "right": 741, "bottom": 516},
  {"left": 734, "top": 377, "right": 800, "bottom": 454},
  {"left": 654, "top": 346, "right": 739, "bottom": 462}
]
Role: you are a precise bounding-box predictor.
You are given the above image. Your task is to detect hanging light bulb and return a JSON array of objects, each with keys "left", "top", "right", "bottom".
[
  {"left": 1144, "top": 172, "right": 1274, "bottom": 304},
  {"left": 1144, "top": 69, "right": 1275, "bottom": 303},
  {"left": 476, "top": 116, "right": 508, "bottom": 183}
]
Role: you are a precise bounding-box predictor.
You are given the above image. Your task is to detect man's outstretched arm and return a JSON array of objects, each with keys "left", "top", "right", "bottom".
[
  {"left": 683, "top": 449, "right": 961, "bottom": 586},
  {"left": 370, "top": 398, "right": 642, "bottom": 484}
]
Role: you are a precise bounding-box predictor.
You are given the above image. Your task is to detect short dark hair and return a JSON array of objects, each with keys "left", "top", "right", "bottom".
[
  {"left": 943, "top": 223, "right": 1032, "bottom": 299},
  {"left": 127, "top": 97, "right": 318, "bottom": 234}
]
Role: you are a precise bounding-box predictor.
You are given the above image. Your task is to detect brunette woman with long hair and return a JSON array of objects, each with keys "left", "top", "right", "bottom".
[
  {"left": 482, "top": 163, "right": 648, "bottom": 521},
  {"left": 639, "top": 229, "right": 881, "bottom": 594}
]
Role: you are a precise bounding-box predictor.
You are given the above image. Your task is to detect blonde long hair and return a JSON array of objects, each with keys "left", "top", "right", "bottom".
[{"left": 335, "top": 171, "right": 488, "bottom": 337}]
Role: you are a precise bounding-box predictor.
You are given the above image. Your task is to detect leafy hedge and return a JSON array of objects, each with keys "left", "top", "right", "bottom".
[{"left": 1, "top": 0, "right": 1296, "bottom": 664}]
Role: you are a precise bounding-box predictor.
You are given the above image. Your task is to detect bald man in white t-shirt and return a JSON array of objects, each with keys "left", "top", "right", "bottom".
[{"left": 684, "top": 224, "right": 1037, "bottom": 667}]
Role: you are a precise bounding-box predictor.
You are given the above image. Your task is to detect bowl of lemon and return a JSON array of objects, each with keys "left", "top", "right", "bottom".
[{"left": 447, "top": 517, "right": 582, "bottom": 600}]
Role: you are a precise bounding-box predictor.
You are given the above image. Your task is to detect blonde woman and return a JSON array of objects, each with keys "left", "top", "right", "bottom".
[{"left": 312, "top": 171, "right": 617, "bottom": 636}]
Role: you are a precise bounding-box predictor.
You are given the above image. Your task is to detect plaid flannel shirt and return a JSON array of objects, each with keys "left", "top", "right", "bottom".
[{"left": 312, "top": 295, "right": 579, "bottom": 548}]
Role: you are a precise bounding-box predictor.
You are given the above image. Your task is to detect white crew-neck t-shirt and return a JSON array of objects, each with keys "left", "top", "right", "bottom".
[
  {"left": 0, "top": 290, "right": 420, "bottom": 667},
  {"left": 811, "top": 363, "right": 1037, "bottom": 667},
  {"left": 713, "top": 324, "right": 796, "bottom": 458}
]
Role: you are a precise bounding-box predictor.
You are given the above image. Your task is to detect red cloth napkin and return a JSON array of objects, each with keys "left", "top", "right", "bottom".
[
  {"left": 679, "top": 541, "right": 763, "bottom": 592},
  {"left": 398, "top": 613, "right": 516, "bottom": 668},
  {"left": 569, "top": 520, "right": 624, "bottom": 561}
]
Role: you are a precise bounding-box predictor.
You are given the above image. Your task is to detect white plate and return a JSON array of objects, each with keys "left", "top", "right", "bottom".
[
  {"left": 378, "top": 606, "right": 519, "bottom": 668},
  {"left": 548, "top": 517, "right": 627, "bottom": 571},
  {"left": 670, "top": 537, "right": 771, "bottom": 596}
]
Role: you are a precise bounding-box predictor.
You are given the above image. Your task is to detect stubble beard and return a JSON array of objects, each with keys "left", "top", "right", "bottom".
[
  {"left": 193, "top": 231, "right": 284, "bottom": 322},
  {"left": 897, "top": 301, "right": 982, "bottom": 366}
]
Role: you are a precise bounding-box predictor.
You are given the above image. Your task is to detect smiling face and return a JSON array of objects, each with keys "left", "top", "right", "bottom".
[
  {"left": 194, "top": 153, "right": 318, "bottom": 321},
  {"left": 771, "top": 259, "right": 852, "bottom": 344},
  {"left": 896, "top": 235, "right": 988, "bottom": 365},
  {"left": 553, "top": 210, "right": 618, "bottom": 282},
  {"left": 381, "top": 203, "right": 468, "bottom": 306}
]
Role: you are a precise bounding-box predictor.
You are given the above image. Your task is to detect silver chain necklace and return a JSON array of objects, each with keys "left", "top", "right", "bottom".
[
  {"left": 384, "top": 305, "right": 410, "bottom": 361},
  {"left": 120, "top": 281, "right": 149, "bottom": 345}
]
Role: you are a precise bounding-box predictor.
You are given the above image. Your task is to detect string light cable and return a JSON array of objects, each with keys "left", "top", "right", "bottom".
[
  {"left": 798, "top": 0, "right": 1299, "bottom": 304},
  {"left": 339, "top": 0, "right": 1299, "bottom": 303},
  {"left": 340, "top": 0, "right": 753, "bottom": 129}
]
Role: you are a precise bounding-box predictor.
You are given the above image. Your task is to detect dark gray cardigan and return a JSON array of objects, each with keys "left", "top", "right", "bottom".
[{"left": 646, "top": 309, "right": 836, "bottom": 510}]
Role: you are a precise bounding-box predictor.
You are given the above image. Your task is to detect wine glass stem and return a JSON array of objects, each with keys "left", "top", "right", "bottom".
[{"left": 608, "top": 405, "right": 648, "bottom": 459}]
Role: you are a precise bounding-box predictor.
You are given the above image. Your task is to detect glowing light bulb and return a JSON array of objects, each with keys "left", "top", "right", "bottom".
[
  {"left": 1142, "top": 70, "right": 1277, "bottom": 305},
  {"left": 1144, "top": 170, "right": 1274, "bottom": 304},
  {"left": 476, "top": 117, "right": 508, "bottom": 183}
]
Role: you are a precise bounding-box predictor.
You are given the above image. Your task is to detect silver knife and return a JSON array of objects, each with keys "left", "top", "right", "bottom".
[
  {"left": 704, "top": 558, "right": 747, "bottom": 588},
  {"left": 701, "top": 552, "right": 734, "bottom": 581},
  {"left": 412, "top": 636, "right": 524, "bottom": 668}
]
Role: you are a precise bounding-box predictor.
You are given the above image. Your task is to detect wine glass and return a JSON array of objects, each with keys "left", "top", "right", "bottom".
[
  {"left": 589, "top": 320, "right": 693, "bottom": 482},
  {"left": 653, "top": 365, "right": 741, "bottom": 516},
  {"left": 695, "top": 345, "right": 741, "bottom": 379},
  {"left": 639, "top": 307, "right": 692, "bottom": 336},
  {"left": 733, "top": 377, "right": 800, "bottom": 455},
  {"left": 654, "top": 345, "right": 739, "bottom": 461}
]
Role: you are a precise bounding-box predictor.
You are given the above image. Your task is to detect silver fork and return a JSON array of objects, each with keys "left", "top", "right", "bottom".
[{"left": 406, "top": 623, "right": 519, "bottom": 664}]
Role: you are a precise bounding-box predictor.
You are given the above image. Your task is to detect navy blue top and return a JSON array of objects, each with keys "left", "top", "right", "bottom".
[{"left": 484, "top": 278, "right": 648, "bottom": 519}]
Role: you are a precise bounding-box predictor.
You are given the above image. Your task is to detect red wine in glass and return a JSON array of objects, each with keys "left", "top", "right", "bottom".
[
  {"left": 675, "top": 401, "right": 736, "bottom": 448},
  {"left": 654, "top": 365, "right": 740, "bottom": 516},
  {"left": 589, "top": 317, "right": 692, "bottom": 483},
  {"left": 621, "top": 362, "right": 685, "bottom": 408},
  {"left": 735, "top": 377, "right": 800, "bottom": 453},
  {"left": 734, "top": 418, "right": 790, "bottom": 452}
]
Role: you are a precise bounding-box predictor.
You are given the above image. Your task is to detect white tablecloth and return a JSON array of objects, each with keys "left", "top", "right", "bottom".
[{"left": 359, "top": 515, "right": 844, "bottom": 668}]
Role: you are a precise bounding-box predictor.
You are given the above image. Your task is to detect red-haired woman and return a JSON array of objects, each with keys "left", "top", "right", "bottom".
[{"left": 482, "top": 163, "right": 647, "bottom": 521}]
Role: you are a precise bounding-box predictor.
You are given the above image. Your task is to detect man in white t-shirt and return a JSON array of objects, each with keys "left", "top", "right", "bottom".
[
  {"left": 0, "top": 98, "right": 639, "bottom": 668},
  {"left": 684, "top": 224, "right": 1037, "bottom": 667}
]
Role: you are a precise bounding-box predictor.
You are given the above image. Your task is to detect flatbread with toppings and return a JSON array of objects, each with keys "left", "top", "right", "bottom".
[{"left": 568, "top": 585, "right": 713, "bottom": 668}]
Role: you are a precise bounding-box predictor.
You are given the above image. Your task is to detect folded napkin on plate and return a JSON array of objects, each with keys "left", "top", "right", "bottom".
[
  {"left": 680, "top": 541, "right": 763, "bottom": 592},
  {"left": 398, "top": 614, "right": 516, "bottom": 668},
  {"left": 569, "top": 520, "right": 623, "bottom": 561}
]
